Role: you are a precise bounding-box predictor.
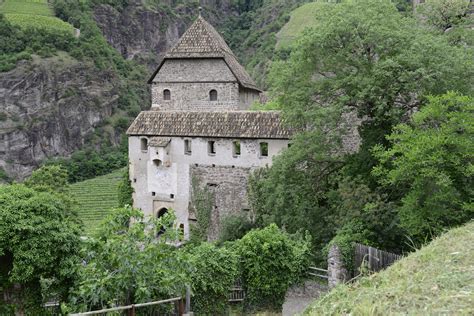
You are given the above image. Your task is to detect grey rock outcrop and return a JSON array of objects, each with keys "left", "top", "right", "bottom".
[{"left": 0, "top": 55, "right": 120, "bottom": 180}]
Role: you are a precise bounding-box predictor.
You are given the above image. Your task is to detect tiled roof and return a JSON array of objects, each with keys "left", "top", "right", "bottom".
[
  {"left": 148, "top": 16, "right": 260, "bottom": 91},
  {"left": 127, "top": 111, "right": 292, "bottom": 139}
]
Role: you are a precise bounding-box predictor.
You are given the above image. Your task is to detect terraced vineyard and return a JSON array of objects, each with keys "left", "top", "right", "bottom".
[
  {"left": 0, "top": 0, "right": 75, "bottom": 34},
  {"left": 70, "top": 169, "right": 124, "bottom": 235}
]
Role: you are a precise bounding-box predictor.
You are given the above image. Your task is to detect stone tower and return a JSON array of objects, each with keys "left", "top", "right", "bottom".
[
  {"left": 127, "top": 14, "right": 291, "bottom": 240},
  {"left": 148, "top": 15, "right": 261, "bottom": 112}
]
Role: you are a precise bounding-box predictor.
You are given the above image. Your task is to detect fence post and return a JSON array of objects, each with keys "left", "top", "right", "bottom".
[
  {"left": 327, "top": 244, "right": 350, "bottom": 289},
  {"left": 185, "top": 285, "right": 191, "bottom": 313}
]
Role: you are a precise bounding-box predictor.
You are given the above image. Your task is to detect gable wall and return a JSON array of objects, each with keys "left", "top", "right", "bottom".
[{"left": 151, "top": 58, "right": 243, "bottom": 110}]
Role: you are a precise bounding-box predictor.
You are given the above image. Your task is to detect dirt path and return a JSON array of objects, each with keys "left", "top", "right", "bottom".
[{"left": 282, "top": 280, "right": 328, "bottom": 316}]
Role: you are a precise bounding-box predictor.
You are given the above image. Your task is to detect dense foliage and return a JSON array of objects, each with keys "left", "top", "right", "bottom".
[
  {"left": 0, "top": 182, "right": 81, "bottom": 313},
  {"left": 68, "top": 207, "right": 188, "bottom": 312},
  {"left": 218, "top": 214, "right": 255, "bottom": 243},
  {"left": 373, "top": 92, "right": 473, "bottom": 244},
  {"left": 236, "top": 224, "right": 311, "bottom": 311},
  {"left": 250, "top": 0, "right": 474, "bottom": 265},
  {"left": 185, "top": 243, "right": 239, "bottom": 314}
]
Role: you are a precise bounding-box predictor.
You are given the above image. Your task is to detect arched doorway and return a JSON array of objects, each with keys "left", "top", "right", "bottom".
[{"left": 157, "top": 207, "right": 168, "bottom": 236}]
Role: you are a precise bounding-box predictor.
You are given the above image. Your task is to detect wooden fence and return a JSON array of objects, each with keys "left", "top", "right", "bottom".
[
  {"left": 228, "top": 279, "right": 245, "bottom": 302},
  {"left": 308, "top": 266, "right": 328, "bottom": 280},
  {"left": 354, "top": 243, "right": 402, "bottom": 275},
  {"left": 69, "top": 297, "right": 185, "bottom": 316}
]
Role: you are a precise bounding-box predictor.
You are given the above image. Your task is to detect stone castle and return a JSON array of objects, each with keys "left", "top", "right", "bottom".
[{"left": 127, "top": 15, "right": 292, "bottom": 240}]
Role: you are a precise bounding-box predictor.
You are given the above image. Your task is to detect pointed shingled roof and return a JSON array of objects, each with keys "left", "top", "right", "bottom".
[{"left": 148, "top": 16, "right": 260, "bottom": 91}]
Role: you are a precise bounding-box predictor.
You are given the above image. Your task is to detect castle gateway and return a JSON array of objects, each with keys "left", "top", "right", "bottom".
[{"left": 127, "top": 15, "right": 291, "bottom": 240}]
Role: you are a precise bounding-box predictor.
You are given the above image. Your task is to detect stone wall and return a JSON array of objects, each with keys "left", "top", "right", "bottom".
[
  {"left": 327, "top": 244, "right": 350, "bottom": 289},
  {"left": 190, "top": 165, "right": 251, "bottom": 240},
  {"left": 151, "top": 82, "right": 240, "bottom": 111}
]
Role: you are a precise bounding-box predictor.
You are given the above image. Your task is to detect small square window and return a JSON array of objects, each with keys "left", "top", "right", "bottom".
[
  {"left": 260, "top": 142, "right": 268, "bottom": 157},
  {"left": 152, "top": 192, "right": 156, "bottom": 196},
  {"left": 184, "top": 139, "right": 192, "bottom": 155},
  {"left": 233, "top": 140, "right": 241, "bottom": 157},
  {"left": 208, "top": 141, "right": 216, "bottom": 155}
]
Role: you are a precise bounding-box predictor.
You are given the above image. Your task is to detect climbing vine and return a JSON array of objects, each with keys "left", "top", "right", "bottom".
[{"left": 189, "top": 176, "right": 214, "bottom": 242}]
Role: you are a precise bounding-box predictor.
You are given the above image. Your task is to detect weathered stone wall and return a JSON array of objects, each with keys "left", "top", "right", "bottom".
[
  {"left": 151, "top": 82, "right": 240, "bottom": 111},
  {"left": 129, "top": 135, "right": 290, "bottom": 239},
  {"left": 151, "top": 58, "right": 243, "bottom": 110},
  {"left": 239, "top": 87, "right": 261, "bottom": 109},
  {"left": 327, "top": 244, "right": 350, "bottom": 289},
  {"left": 190, "top": 165, "right": 251, "bottom": 240}
]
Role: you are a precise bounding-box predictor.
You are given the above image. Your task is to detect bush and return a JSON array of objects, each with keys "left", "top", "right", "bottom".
[
  {"left": 187, "top": 243, "right": 239, "bottom": 314},
  {"left": 236, "top": 224, "right": 311, "bottom": 312},
  {"left": 117, "top": 165, "right": 133, "bottom": 206},
  {"left": 24, "top": 165, "right": 69, "bottom": 193},
  {"left": 218, "top": 214, "right": 254, "bottom": 243}
]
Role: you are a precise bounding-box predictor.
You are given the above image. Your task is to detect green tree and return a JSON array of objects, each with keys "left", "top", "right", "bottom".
[
  {"left": 24, "top": 165, "right": 69, "bottom": 193},
  {"left": 373, "top": 92, "right": 474, "bottom": 244},
  {"left": 0, "top": 184, "right": 81, "bottom": 314},
  {"left": 236, "top": 224, "right": 311, "bottom": 312},
  {"left": 117, "top": 166, "right": 133, "bottom": 206},
  {"left": 416, "top": 0, "right": 472, "bottom": 31},
  {"left": 68, "top": 207, "right": 189, "bottom": 312},
  {"left": 186, "top": 243, "right": 239, "bottom": 314}
]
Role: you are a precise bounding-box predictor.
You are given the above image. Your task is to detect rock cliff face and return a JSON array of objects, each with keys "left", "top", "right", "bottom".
[
  {"left": 0, "top": 55, "right": 120, "bottom": 180},
  {"left": 93, "top": 0, "right": 236, "bottom": 71}
]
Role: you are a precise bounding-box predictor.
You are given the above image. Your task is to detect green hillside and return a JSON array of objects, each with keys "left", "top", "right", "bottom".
[
  {"left": 277, "top": 2, "right": 323, "bottom": 48},
  {"left": 0, "top": 0, "right": 74, "bottom": 33},
  {"left": 305, "top": 221, "right": 474, "bottom": 315},
  {"left": 0, "top": 0, "right": 53, "bottom": 16},
  {"left": 70, "top": 169, "right": 124, "bottom": 234}
]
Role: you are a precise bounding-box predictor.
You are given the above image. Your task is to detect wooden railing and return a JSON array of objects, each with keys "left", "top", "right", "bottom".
[
  {"left": 308, "top": 266, "right": 328, "bottom": 280},
  {"left": 69, "top": 296, "right": 185, "bottom": 316}
]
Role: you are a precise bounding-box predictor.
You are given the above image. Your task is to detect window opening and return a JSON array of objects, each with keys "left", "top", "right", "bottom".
[
  {"left": 209, "top": 89, "right": 217, "bottom": 101},
  {"left": 208, "top": 141, "right": 216, "bottom": 155},
  {"left": 233, "top": 140, "right": 241, "bottom": 156},
  {"left": 163, "top": 89, "right": 171, "bottom": 100},
  {"left": 140, "top": 138, "right": 148, "bottom": 151},
  {"left": 153, "top": 159, "right": 162, "bottom": 167},
  {"left": 184, "top": 139, "right": 192, "bottom": 155},
  {"left": 157, "top": 208, "right": 168, "bottom": 236},
  {"left": 260, "top": 142, "right": 268, "bottom": 157}
]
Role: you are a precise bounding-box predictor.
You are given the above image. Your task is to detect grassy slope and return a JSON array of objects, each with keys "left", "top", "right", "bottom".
[
  {"left": 0, "top": 0, "right": 52, "bottom": 16},
  {"left": 70, "top": 169, "right": 124, "bottom": 234},
  {"left": 305, "top": 221, "right": 474, "bottom": 315},
  {"left": 0, "top": 0, "right": 74, "bottom": 33},
  {"left": 276, "top": 2, "right": 322, "bottom": 48}
]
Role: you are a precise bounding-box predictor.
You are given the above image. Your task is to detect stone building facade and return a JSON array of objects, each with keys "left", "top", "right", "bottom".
[{"left": 127, "top": 15, "right": 291, "bottom": 240}]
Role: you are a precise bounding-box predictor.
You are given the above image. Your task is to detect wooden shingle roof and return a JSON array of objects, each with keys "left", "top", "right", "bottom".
[
  {"left": 148, "top": 16, "right": 260, "bottom": 91},
  {"left": 127, "top": 111, "right": 292, "bottom": 139}
]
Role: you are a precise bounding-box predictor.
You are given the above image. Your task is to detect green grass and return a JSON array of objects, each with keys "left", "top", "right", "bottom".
[
  {"left": 304, "top": 221, "right": 474, "bottom": 315},
  {"left": 0, "top": 0, "right": 53, "bottom": 16},
  {"left": 276, "top": 2, "right": 323, "bottom": 48},
  {"left": 70, "top": 169, "right": 124, "bottom": 235},
  {"left": 1, "top": 0, "right": 74, "bottom": 34}
]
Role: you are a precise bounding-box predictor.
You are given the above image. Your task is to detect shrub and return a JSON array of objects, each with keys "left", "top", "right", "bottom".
[
  {"left": 218, "top": 214, "right": 255, "bottom": 243},
  {"left": 187, "top": 243, "right": 239, "bottom": 314},
  {"left": 236, "top": 224, "right": 311, "bottom": 312}
]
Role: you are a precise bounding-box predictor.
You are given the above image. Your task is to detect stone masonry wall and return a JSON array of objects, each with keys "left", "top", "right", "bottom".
[
  {"left": 190, "top": 165, "right": 252, "bottom": 241},
  {"left": 327, "top": 244, "right": 350, "bottom": 289},
  {"left": 151, "top": 82, "right": 240, "bottom": 111}
]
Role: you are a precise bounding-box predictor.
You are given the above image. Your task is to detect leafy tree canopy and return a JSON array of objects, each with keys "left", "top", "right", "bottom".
[
  {"left": 68, "top": 207, "right": 189, "bottom": 312},
  {"left": 0, "top": 184, "right": 81, "bottom": 312},
  {"left": 373, "top": 92, "right": 474, "bottom": 243}
]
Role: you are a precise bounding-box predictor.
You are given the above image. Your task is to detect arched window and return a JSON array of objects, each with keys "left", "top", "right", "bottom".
[
  {"left": 209, "top": 89, "right": 217, "bottom": 101},
  {"left": 140, "top": 138, "right": 148, "bottom": 151},
  {"left": 163, "top": 89, "right": 171, "bottom": 100}
]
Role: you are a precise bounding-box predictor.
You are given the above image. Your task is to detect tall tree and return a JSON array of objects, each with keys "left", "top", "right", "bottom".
[{"left": 0, "top": 184, "right": 81, "bottom": 314}]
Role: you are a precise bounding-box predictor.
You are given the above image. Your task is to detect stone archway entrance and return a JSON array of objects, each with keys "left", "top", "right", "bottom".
[{"left": 157, "top": 207, "right": 168, "bottom": 236}]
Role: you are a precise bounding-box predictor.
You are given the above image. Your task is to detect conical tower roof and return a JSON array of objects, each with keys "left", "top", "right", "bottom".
[{"left": 149, "top": 16, "right": 260, "bottom": 91}]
